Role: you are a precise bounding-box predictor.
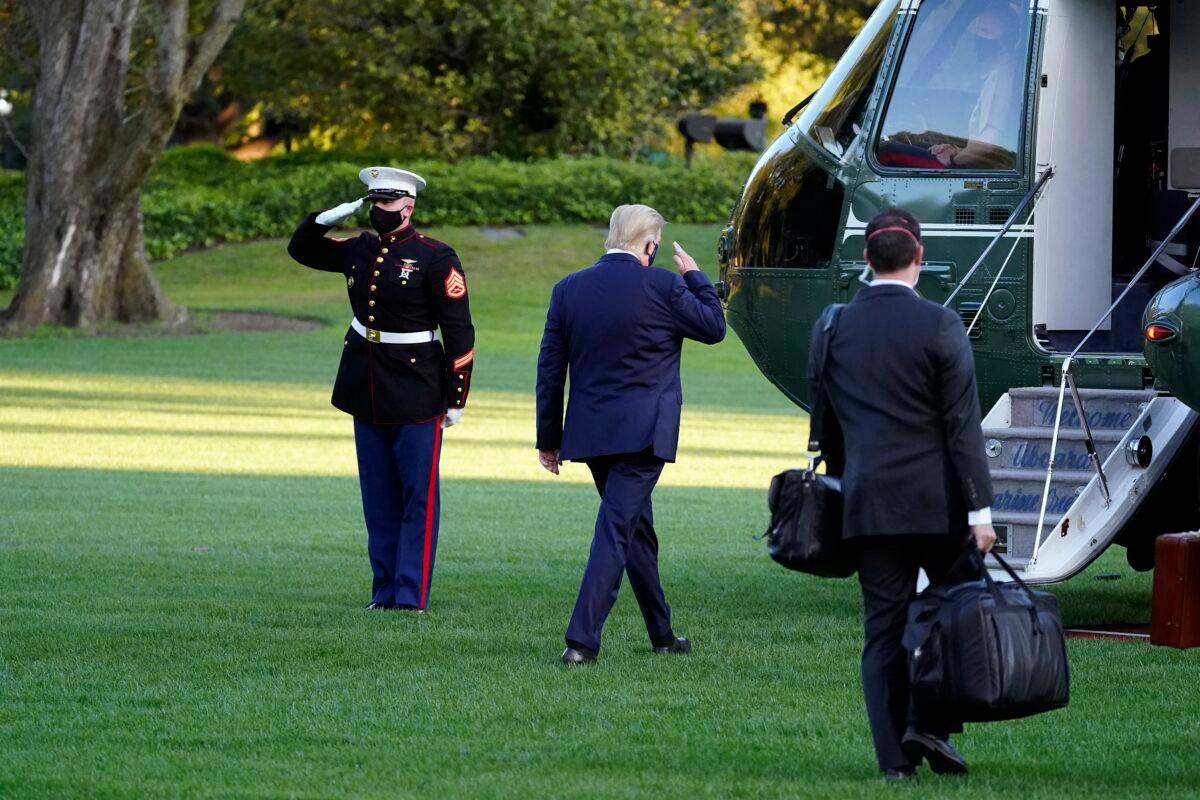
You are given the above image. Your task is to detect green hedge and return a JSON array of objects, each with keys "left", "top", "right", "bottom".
[{"left": 0, "top": 145, "right": 756, "bottom": 289}]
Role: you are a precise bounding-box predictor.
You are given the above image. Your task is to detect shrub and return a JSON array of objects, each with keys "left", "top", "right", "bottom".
[{"left": 0, "top": 146, "right": 757, "bottom": 289}]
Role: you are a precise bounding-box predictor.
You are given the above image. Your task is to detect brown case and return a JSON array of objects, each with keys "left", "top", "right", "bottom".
[{"left": 1151, "top": 533, "right": 1200, "bottom": 649}]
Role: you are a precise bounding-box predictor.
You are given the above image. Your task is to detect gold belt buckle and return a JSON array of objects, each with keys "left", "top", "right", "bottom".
[{"left": 366, "top": 327, "right": 380, "bottom": 343}]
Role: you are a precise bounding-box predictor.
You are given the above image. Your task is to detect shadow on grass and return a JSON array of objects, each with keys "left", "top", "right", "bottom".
[{"left": 1, "top": 467, "right": 1195, "bottom": 797}]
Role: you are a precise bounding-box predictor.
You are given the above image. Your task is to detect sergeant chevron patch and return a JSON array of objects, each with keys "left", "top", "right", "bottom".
[{"left": 444, "top": 267, "right": 467, "bottom": 299}]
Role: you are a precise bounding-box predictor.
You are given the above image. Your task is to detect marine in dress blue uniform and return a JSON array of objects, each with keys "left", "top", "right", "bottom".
[{"left": 287, "top": 167, "right": 475, "bottom": 611}]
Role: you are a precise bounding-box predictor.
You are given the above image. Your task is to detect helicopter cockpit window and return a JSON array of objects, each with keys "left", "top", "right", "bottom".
[
  {"left": 798, "top": 0, "right": 899, "bottom": 160},
  {"left": 876, "top": 0, "right": 1032, "bottom": 172}
]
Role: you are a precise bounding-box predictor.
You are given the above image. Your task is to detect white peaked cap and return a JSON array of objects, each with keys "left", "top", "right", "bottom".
[{"left": 358, "top": 166, "right": 428, "bottom": 199}]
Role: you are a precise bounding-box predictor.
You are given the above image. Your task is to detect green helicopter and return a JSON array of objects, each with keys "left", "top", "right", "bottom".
[{"left": 718, "top": 0, "right": 1200, "bottom": 582}]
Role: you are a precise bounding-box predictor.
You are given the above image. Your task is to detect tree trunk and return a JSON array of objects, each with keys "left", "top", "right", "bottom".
[
  {"left": 7, "top": 188, "right": 180, "bottom": 329},
  {"left": 0, "top": 0, "right": 244, "bottom": 334}
]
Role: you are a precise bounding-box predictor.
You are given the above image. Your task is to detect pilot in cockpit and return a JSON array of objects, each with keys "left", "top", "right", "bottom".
[{"left": 928, "top": 5, "right": 1023, "bottom": 170}]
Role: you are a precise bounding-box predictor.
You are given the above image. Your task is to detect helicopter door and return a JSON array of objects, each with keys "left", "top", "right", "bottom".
[
  {"left": 1031, "top": 0, "right": 1115, "bottom": 337},
  {"left": 1169, "top": 3, "right": 1200, "bottom": 194}
]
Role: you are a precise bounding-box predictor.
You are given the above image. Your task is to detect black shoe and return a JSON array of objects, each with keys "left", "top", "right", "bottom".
[
  {"left": 365, "top": 602, "right": 391, "bottom": 610},
  {"left": 395, "top": 604, "right": 425, "bottom": 614},
  {"left": 883, "top": 767, "right": 917, "bottom": 783},
  {"left": 561, "top": 646, "right": 597, "bottom": 665},
  {"left": 652, "top": 636, "right": 692, "bottom": 655},
  {"left": 901, "top": 729, "right": 969, "bottom": 775}
]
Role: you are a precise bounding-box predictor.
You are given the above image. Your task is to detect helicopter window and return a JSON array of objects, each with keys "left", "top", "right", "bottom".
[
  {"left": 729, "top": 138, "right": 844, "bottom": 270},
  {"left": 799, "top": 0, "right": 899, "bottom": 160},
  {"left": 876, "top": 0, "right": 1032, "bottom": 172}
]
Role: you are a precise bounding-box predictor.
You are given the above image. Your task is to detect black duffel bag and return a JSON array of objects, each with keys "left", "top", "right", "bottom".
[
  {"left": 762, "top": 456, "right": 855, "bottom": 578},
  {"left": 902, "top": 551, "right": 1070, "bottom": 723}
]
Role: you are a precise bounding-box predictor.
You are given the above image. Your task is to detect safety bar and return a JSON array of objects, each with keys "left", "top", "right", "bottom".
[
  {"left": 944, "top": 167, "right": 1055, "bottom": 309},
  {"left": 1066, "top": 370, "right": 1111, "bottom": 505},
  {"left": 1068, "top": 193, "right": 1200, "bottom": 360},
  {"left": 1031, "top": 191, "right": 1200, "bottom": 565}
]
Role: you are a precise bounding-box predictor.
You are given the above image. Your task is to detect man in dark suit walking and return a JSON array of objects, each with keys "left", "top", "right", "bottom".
[
  {"left": 809, "top": 209, "right": 996, "bottom": 780},
  {"left": 536, "top": 204, "right": 726, "bottom": 665}
]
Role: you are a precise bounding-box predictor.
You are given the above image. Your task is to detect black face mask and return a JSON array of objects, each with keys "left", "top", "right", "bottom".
[
  {"left": 973, "top": 35, "right": 1005, "bottom": 61},
  {"left": 370, "top": 205, "right": 408, "bottom": 235},
  {"left": 648, "top": 242, "right": 659, "bottom": 266}
]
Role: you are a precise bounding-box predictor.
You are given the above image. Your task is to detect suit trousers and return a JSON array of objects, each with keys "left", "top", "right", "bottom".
[
  {"left": 564, "top": 451, "right": 675, "bottom": 653},
  {"left": 354, "top": 418, "right": 443, "bottom": 609},
  {"left": 854, "top": 533, "right": 976, "bottom": 771}
]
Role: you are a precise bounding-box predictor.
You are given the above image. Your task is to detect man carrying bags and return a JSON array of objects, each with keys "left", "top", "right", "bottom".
[{"left": 808, "top": 209, "right": 996, "bottom": 780}]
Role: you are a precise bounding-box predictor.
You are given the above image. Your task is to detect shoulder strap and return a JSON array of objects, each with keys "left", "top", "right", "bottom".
[{"left": 808, "top": 304, "right": 845, "bottom": 451}]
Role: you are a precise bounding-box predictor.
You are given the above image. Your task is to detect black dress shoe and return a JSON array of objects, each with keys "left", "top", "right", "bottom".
[
  {"left": 395, "top": 604, "right": 425, "bottom": 614},
  {"left": 561, "top": 646, "right": 597, "bottom": 665},
  {"left": 365, "top": 602, "right": 391, "bottom": 610},
  {"left": 652, "top": 636, "right": 692, "bottom": 654},
  {"left": 883, "top": 767, "right": 917, "bottom": 782},
  {"left": 901, "top": 729, "right": 968, "bottom": 775}
]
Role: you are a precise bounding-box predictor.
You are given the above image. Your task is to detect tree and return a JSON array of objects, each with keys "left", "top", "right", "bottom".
[
  {"left": 755, "top": 0, "right": 876, "bottom": 64},
  {"left": 219, "top": 0, "right": 758, "bottom": 158},
  {"left": 1, "top": 0, "right": 244, "bottom": 332}
]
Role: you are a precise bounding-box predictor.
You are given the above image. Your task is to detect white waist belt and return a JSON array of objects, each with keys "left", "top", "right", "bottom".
[{"left": 351, "top": 318, "right": 437, "bottom": 344}]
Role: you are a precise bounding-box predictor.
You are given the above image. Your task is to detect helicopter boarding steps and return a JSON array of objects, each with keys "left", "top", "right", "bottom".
[{"left": 981, "top": 387, "right": 1197, "bottom": 584}]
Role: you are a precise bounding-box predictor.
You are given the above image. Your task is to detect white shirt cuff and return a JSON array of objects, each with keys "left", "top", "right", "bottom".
[{"left": 968, "top": 507, "right": 992, "bottom": 526}]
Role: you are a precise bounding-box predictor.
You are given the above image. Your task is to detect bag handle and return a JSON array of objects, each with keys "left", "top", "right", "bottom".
[{"left": 981, "top": 550, "right": 1044, "bottom": 631}]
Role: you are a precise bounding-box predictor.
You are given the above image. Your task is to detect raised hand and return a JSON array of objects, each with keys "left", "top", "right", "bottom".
[
  {"left": 315, "top": 198, "right": 364, "bottom": 226},
  {"left": 672, "top": 241, "right": 699, "bottom": 275}
]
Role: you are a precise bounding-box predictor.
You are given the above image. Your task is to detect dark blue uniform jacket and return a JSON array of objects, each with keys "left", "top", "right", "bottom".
[
  {"left": 288, "top": 213, "right": 475, "bottom": 424},
  {"left": 535, "top": 252, "right": 726, "bottom": 462}
]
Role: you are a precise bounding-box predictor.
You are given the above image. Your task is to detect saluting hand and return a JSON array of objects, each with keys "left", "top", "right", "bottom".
[
  {"left": 539, "top": 450, "right": 562, "bottom": 475},
  {"left": 672, "top": 241, "right": 699, "bottom": 276},
  {"left": 315, "top": 198, "right": 364, "bottom": 226}
]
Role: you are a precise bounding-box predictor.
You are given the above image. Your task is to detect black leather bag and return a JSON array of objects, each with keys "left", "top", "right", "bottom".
[
  {"left": 760, "top": 303, "right": 853, "bottom": 578},
  {"left": 902, "top": 552, "right": 1070, "bottom": 723},
  {"left": 763, "top": 457, "right": 854, "bottom": 578}
]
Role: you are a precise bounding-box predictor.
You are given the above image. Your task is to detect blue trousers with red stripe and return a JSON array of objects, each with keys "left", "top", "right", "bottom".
[{"left": 354, "top": 418, "right": 443, "bottom": 609}]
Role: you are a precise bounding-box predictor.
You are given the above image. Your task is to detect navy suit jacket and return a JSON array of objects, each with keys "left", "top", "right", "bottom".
[
  {"left": 536, "top": 253, "right": 726, "bottom": 462},
  {"left": 808, "top": 284, "right": 994, "bottom": 538}
]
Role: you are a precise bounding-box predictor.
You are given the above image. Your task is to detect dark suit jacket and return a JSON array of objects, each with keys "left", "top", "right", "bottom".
[
  {"left": 536, "top": 253, "right": 726, "bottom": 462},
  {"left": 808, "top": 284, "right": 993, "bottom": 538}
]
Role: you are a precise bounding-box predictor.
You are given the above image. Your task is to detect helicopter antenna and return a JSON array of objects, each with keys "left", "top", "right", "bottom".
[{"left": 781, "top": 91, "right": 816, "bottom": 127}]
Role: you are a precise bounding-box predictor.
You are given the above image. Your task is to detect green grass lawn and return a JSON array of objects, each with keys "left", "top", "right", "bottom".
[{"left": 1, "top": 224, "right": 1197, "bottom": 799}]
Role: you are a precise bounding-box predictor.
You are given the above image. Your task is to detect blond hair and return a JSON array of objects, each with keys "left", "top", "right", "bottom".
[{"left": 605, "top": 204, "right": 665, "bottom": 251}]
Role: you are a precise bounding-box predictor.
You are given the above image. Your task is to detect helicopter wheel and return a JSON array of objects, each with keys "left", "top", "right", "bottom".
[{"left": 1125, "top": 536, "right": 1158, "bottom": 572}]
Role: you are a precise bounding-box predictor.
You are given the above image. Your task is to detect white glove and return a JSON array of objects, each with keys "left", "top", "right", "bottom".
[
  {"left": 442, "top": 408, "right": 463, "bottom": 428},
  {"left": 315, "top": 198, "right": 363, "bottom": 226}
]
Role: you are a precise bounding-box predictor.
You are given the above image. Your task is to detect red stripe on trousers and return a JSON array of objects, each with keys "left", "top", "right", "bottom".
[{"left": 419, "top": 418, "right": 443, "bottom": 609}]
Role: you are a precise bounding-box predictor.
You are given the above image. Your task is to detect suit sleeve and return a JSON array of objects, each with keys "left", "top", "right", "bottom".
[
  {"left": 286, "top": 212, "right": 353, "bottom": 273},
  {"left": 935, "top": 310, "right": 995, "bottom": 511},
  {"left": 669, "top": 271, "right": 726, "bottom": 344},
  {"left": 535, "top": 282, "right": 568, "bottom": 451},
  {"left": 428, "top": 246, "right": 476, "bottom": 411}
]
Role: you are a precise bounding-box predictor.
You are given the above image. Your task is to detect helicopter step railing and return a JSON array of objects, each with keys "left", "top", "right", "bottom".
[
  {"left": 1023, "top": 192, "right": 1200, "bottom": 573},
  {"left": 979, "top": 387, "right": 1194, "bottom": 584}
]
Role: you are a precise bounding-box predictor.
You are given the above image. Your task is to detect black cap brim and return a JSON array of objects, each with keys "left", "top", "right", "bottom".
[{"left": 366, "top": 189, "right": 413, "bottom": 201}]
